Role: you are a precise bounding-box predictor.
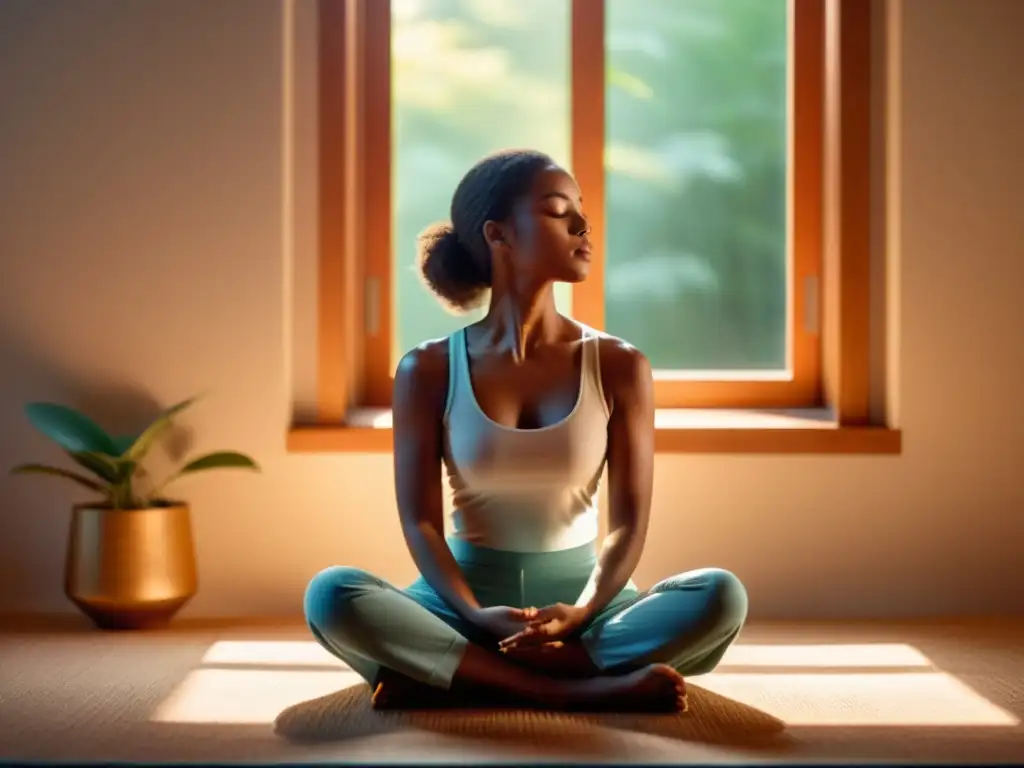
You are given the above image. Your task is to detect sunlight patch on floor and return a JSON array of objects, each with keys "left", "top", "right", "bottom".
[
  {"left": 697, "top": 671, "right": 1020, "bottom": 726},
  {"left": 151, "top": 668, "right": 364, "bottom": 724},
  {"left": 199, "top": 640, "right": 934, "bottom": 670},
  {"left": 201, "top": 640, "right": 345, "bottom": 668},
  {"left": 151, "top": 640, "right": 1020, "bottom": 727},
  {"left": 717, "top": 643, "right": 933, "bottom": 668}
]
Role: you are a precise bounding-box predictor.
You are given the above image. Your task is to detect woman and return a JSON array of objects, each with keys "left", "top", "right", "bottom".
[{"left": 304, "top": 149, "right": 748, "bottom": 712}]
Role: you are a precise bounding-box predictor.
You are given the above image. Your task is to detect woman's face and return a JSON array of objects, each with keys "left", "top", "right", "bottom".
[{"left": 491, "top": 165, "right": 592, "bottom": 285}]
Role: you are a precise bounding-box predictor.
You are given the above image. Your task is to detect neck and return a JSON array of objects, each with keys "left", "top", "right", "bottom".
[{"left": 482, "top": 281, "right": 561, "bottom": 361}]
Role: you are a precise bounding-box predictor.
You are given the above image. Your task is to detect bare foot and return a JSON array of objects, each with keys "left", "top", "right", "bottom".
[
  {"left": 371, "top": 663, "right": 689, "bottom": 714},
  {"left": 563, "top": 664, "right": 688, "bottom": 713},
  {"left": 501, "top": 641, "right": 599, "bottom": 679},
  {"left": 371, "top": 669, "right": 513, "bottom": 710},
  {"left": 372, "top": 670, "right": 452, "bottom": 710},
  {"left": 370, "top": 674, "right": 415, "bottom": 710}
]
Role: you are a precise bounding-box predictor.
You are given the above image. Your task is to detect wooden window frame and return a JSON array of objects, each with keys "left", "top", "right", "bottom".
[{"left": 290, "top": 0, "right": 901, "bottom": 454}]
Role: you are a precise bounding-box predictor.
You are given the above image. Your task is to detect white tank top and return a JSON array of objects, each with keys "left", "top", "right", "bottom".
[{"left": 441, "top": 325, "right": 610, "bottom": 552}]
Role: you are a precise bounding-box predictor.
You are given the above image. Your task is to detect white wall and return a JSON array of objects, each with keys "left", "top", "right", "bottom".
[{"left": 1, "top": 0, "right": 1021, "bottom": 620}]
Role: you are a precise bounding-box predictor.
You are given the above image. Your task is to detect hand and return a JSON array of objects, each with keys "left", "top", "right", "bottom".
[
  {"left": 498, "top": 603, "right": 590, "bottom": 651},
  {"left": 471, "top": 605, "right": 538, "bottom": 639},
  {"left": 499, "top": 639, "right": 599, "bottom": 678}
]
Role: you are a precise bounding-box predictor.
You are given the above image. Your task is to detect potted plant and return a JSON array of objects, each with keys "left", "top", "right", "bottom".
[{"left": 9, "top": 395, "right": 259, "bottom": 630}]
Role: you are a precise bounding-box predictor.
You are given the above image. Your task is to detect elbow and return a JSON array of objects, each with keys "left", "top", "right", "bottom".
[
  {"left": 402, "top": 518, "right": 445, "bottom": 552},
  {"left": 608, "top": 512, "right": 649, "bottom": 543}
]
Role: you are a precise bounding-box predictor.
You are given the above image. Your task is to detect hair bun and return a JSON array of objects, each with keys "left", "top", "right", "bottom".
[{"left": 416, "top": 221, "right": 491, "bottom": 314}]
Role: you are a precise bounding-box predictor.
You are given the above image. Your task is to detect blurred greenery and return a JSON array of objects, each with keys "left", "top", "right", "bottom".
[{"left": 392, "top": 0, "right": 788, "bottom": 371}]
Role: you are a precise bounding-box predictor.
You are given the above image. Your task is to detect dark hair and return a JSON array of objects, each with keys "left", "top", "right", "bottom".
[{"left": 417, "top": 149, "right": 555, "bottom": 313}]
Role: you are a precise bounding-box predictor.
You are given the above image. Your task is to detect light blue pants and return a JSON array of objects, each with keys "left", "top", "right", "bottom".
[{"left": 304, "top": 538, "right": 748, "bottom": 690}]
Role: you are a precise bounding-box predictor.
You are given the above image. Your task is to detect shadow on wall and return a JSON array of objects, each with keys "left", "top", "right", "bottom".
[{"left": 0, "top": 327, "right": 193, "bottom": 614}]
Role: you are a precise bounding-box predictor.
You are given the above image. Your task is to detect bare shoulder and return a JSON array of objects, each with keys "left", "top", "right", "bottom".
[
  {"left": 393, "top": 336, "right": 450, "bottom": 407},
  {"left": 585, "top": 329, "right": 653, "bottom": 413},
  {"left": 593, "top": 331, "right": 652, "bottom": 385}
]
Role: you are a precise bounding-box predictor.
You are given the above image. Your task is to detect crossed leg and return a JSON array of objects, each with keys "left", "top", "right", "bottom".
[
  {"left": 304, "top": 564, "right": 747, "bottom": 709},
  {"left": 581, "top": 567, "right": 749, "bottom": 677}
]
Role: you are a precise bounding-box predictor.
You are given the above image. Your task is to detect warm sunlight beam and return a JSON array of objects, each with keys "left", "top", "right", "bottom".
[
  {"left": 152, "top": 641, "right": 1019, "bottom": 726},
  {"left": 203, "top": 640, "right": 934, "bottom": 669},
  {"left": 718, "top": 643, "right": 933, "bottom": 668},
  {"left": 151, "top": 667, "right": 1020, "bottom": 726},
  {"left": 201, "top": 640, "right": 345, "bottom": 667},
  {"left": 152, "top": 668, "right": 364, "bottom": 724},
  {"left": 698, "top": 672, "right": 1020, "bottom": 726}
]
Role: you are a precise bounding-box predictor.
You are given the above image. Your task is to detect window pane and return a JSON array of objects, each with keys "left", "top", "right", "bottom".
[
  {"left": 605, "top": 0, "right": 789, "bottom": 371},
  {"left": 392, "top": 0, "right": 571, "bottom": 361}
]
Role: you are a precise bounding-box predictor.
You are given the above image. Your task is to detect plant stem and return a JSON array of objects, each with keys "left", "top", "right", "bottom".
[{"left": 147, "top": 473, "right": 175, "bottom": 505}]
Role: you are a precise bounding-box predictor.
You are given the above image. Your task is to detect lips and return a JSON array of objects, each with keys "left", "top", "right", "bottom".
[{"left": 574, "top": 246, "right": 592, "bottom": 260}]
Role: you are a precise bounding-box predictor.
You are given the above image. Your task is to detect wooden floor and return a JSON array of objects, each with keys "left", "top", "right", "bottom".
[{"left": 1, "top": 616, "right": 1023, "bottom": 765}]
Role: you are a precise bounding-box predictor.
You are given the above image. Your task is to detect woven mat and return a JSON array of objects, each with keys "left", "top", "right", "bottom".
[
  {"left": 4, "top": 618, "right": 1024, "bottom": 764},
  {"left": 273, "top": 682, "right": 790, "bottom": 757}
]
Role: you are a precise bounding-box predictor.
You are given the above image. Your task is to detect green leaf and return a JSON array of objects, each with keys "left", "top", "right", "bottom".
[
  {"left": 148, "top": 451, "right": 259, "bottom": 503},
  {"left": 9, "top": 463, "right": 107, "bottom": 494},
  {"left": 123, "top": 394, "right": 202, "bottom": 463},
  {"left": 180, "top": 451, "right": 260, "bottom": 474},
  {"left": 111, "top": 434, "right": 137, "bottom": 456},
  {"left": 24, "top": 403, "right": 117, "bottom": 455},
  {"left": 68, "top": 451, "right": 122, "bottom": 484}
]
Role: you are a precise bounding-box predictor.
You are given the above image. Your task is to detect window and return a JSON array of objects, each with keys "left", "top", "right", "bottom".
[{"left": 296, "top": 0, "right": 899, "bottom": 453}]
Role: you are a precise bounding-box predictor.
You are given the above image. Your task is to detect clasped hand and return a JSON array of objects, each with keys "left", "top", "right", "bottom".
[{"left": 473, "top": 603, "right": 590, "bottom": 650}]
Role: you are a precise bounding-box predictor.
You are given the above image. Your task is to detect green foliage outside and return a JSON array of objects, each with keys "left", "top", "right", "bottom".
[{"left": 392, "top": 0, "right": 788, "bottom": 371}]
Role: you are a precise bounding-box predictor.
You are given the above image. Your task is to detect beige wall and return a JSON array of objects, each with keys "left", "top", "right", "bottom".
[{"left": 1, "top": 0, "right": 1021, "bottom": 621}]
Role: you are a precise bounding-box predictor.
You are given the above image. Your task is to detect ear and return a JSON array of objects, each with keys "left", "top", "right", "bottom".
[{"left": 482, "top": 219, "right": 510, "bottom": 251}]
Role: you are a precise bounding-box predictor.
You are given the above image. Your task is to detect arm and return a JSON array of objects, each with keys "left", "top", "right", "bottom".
[
  {"left": 392, "top": 342, "right": 482, "bottom": 620},
  {"left": 574, "top": 341, "right": 655, "bottom": 617}
]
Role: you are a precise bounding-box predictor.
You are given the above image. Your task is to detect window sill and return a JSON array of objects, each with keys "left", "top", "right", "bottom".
[{"left": 288, "top": 408, "right": 901, "bottom": 455}]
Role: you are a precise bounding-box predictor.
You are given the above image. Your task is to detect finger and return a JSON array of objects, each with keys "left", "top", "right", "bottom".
[
  {"left": 531, "top": 606, "right": 559, "bottom": 621},
  {"left": 498, "top": 632, "right": 517, "bottom": 648},
  {"left": 516, "top": 623, "right": 559, "bottom": 644},
  {"left": 500, "top": 626, "right": 549, "bottom": 650},
  {"left": 503, "top": 632, "right": 546, "bottom": 650},
  {"left": 528, "top": 614, "right": 561, "bottom": 626},
  {"left": 527, "top": 618, "right": 560, "bottom": 634},
  {"left": 498, "top": 627, "right": 535, "bottom": 648}
]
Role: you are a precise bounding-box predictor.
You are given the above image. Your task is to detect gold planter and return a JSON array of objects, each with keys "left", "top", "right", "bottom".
[{"left": 65, "top": 502, "right": 198, "bottom": 630}]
